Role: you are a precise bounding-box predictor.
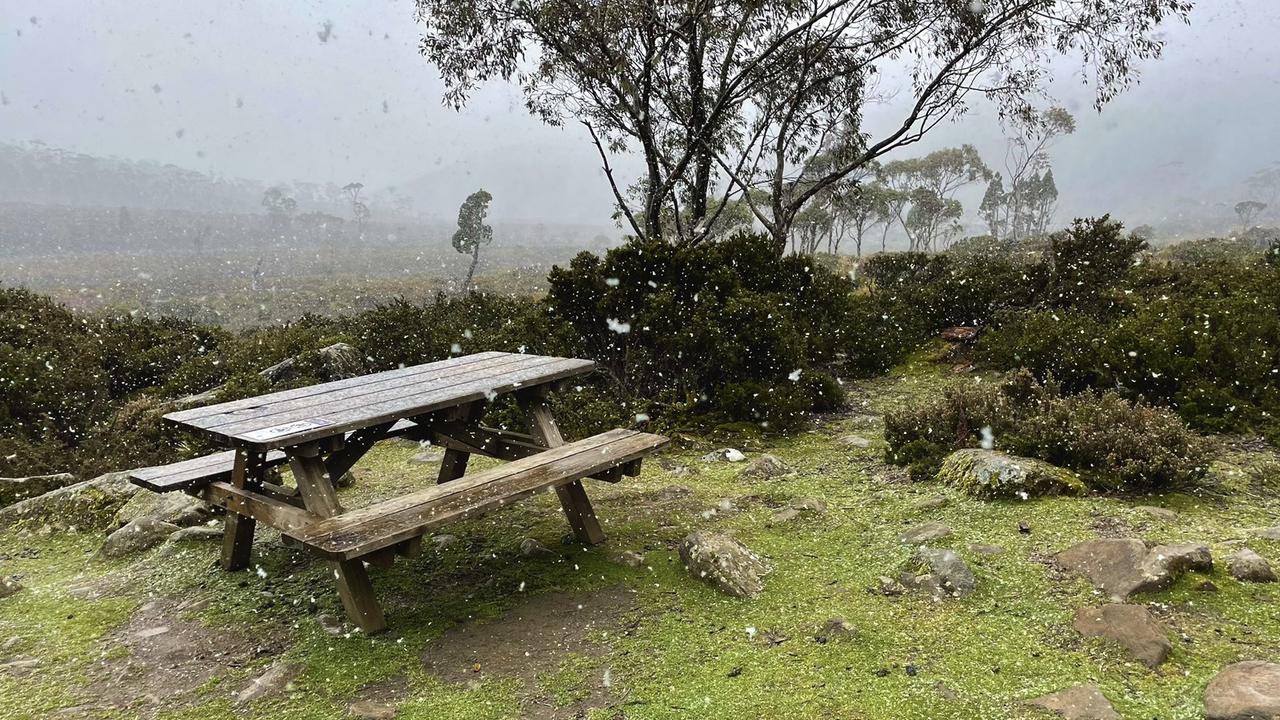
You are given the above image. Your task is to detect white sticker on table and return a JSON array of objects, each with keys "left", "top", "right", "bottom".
[{"left": 243, "top": 419, "right": 332, "bottom": 442}]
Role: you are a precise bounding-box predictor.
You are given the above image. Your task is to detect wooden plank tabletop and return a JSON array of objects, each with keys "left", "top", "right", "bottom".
[{"left": 164, "top": 351, "right": 594, "bottom": 450}]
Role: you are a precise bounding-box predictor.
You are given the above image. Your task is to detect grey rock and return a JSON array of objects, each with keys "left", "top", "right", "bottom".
[
  {"left": 1228, "top": 548, "right": 1277, "bottom": 583},
  {"left": 113, "top": 491, "right": 213, "bottom": 529},
  {"left": 968, "top": 543, "right": 1006, "bottom": 555},
  {"left": 408, "top": 449, "right": 443, "bottom": 465},
  {"left": 678, "top": 532, "right": 769, "bottom": 599},
  {"left": 1250, "top": 526, "right": 1280, "bottom": 541},
  {"left": 1072, "top": 604, "right": 1172, "bottom": 668},
  {"left": 519, "top": 537, "right": 556, "bottom": 558},
  {"left": 769, "top": 508, "right": 800, "bottom": 524},
  {"left": 431, "top": 534, "right": 457, "bottom": 549},
  {"left": 702, "top": 448, "right": 746, "bottom": 463},
  {"left": 874, "top": 575, "right": 905, "bottom": 596},
  {"left": 0, "top": 471, "right": 139, "bottom": 531},
  {"left": 0, "top": 473, "right": 77, "bottom": 507},
  {"left": 1204, "top": 661, "right": 1280, "bottom": 720},
  {"left": 0, "top": 577, "right": 22, "bottom": 599},
  {"left": 616, "top": 551, "right": 646, "bottom": 568},
  {"left": 317, "top": 613, "right": 343, "bottom": 637},
  {"left": 336, "top": 469, "right": 361, "bottom": 488},
  {"left": 936, "top": 448, "right": 1085, "bottom": 499},
  {"left": 1134, "top": 505, "right": 1178, "bottom": 522},
  {"left": 898, "top": 521, "right": 953, "bottom": 545},
  {"left": 235, "top": 660, "right": 302, "bottom": 705},
  {"left": 912, "top": 495, "right": 950, "bottom": 511},
  {"left": 741, "top": 454, "right": 787, "bottom": 478},
  {"left": 260, "top": 342, "right": 366, "bottom": 386},
  {"left": 903, "top": 547, "right": 975, "bottom": 599},
  {"left": 349, "top": 701, "right": 397, "bottom": 720},
  {"left": 99, "top": 517, "right": 180, "bottom": 558},
  {"left": 1056, "top": 538, "right": 1213, "bottom": 601},
  {"left": 839, "top": 435, "right": 872, "bottom": 449},
  {"left": 166, "top": 525, "right": 222, "bottom": 543},
  {"left": 791, "top": 497, "right": 827, "bottom": 513},
  {"left": 1027, "top": 684, "right": 1120, "bottom": 720},
  {"left": 820, "top": 617, "right": 856, "bottom": 640}
]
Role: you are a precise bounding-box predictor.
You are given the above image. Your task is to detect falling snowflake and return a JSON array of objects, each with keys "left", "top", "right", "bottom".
[
  {"left": 788, "top": 369, "right": 802, "bottom": 382},
  {"left": 980, "top": 425, "right": 995, "bottom": 450},
  {"left": 606, "top": 318, "right": 631, "bottom": 334}
]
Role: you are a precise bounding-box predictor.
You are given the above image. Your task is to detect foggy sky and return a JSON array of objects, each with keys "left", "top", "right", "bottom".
[{"left": 2, "top": 0, "right": 1278, "bottom": 230}]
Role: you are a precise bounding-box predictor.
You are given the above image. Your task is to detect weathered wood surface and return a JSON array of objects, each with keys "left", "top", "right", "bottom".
[
  {"left": 290, "top": 429, "right": 669, "bottom": 560},
  {"left": 220, "top": 449, "right": 262, "bottom": 571},
  {"left": 130, "top": 419, "right": 419, "bottom": 492},
  {"left": 521, "top": 393, "right": 607, "bottom": 545},
  {"left": 163, "top": 352, "right": 593, "bottom": 450}
]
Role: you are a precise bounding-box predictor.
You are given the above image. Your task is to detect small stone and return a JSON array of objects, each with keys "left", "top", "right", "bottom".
[
  {"left": 235, "top": 661, "right": 301, "bottom": 705},
  {"left": 336, "top": 470, "right": 361, "bottom": 488},
  {"left": 903, "top": 547, "right": 975, "bottom": 599},
  {"left": 1204, "top": 661, "right": 1280, "bottom": 720},
  {"left": 839, "top": 435, "right": 871, "bottom": 449},
  {"left": 1195, "top": 580, "right": 1220, "bottom": 592},
  {"left": 769, "top": 508, "right": 800, "bottom": 524},
  {"left": 616, "top": 551, "right": 646, "bottom": 568},
  {"left": 716, "top": 498, "right": 735, "bottom": 512},
  {"left": 1055, "top": 538, "right": 1149, "bottom": 601},
  {"left": 702, "top": 448, "right": 746, "bottom": 463},
  {"left": 1072, "top": 604, "right": 1172, "bottom": 668},
  {"left": 1017, "top": 521, "right": 1032, "bottom": 534},
  {"left": 968, "top": 543, "right": 1006, "bottom": 555},
  {"left": 741, "top": 454, "right": 787, "bottom": 479},
  {"left": 519, "top": 538, "right": 556, "bottom": 558},
  {"left": 349, "top": 701, "right": 396, "bottom": 720},
  {"left": 874, "top": 575, "right": 905, "bottom": 596},
  {"left": 1228, "top": 548, "right": 1277, "bottom": 583},
  {"left": 912, "top": 495, "right": 949, "bottom": 511},
  {"left": 1134, "top": 505, "right": 1178, "bottom": 522},
  {"left": 99, "top": 517, "right": 180, "bottom": 558},
  {"left": 820, "top": 617, "right": 856, "bottom": 641},
  {"left": 790, "top": 497, "right": 826, "bottom": 513},
  {"left": 898, "top": 521, "right": 952, "bottom": 545},
  {"left": 0, "top": 576, "right": 22, "bottom": 599},
  {"left": 678, "top": 532, "right": 769, "bottom": 599},
  {"left": 1027, "top": 684, "right": 1120, "bottom": 720}
]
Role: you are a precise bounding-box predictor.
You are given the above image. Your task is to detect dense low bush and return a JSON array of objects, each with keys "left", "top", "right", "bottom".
[
  {"left": 547, "top": 232, "right": 850, "bottom": 429},
  {"left": 884, "top": 372, "right": 1208, "bottom": 492}
]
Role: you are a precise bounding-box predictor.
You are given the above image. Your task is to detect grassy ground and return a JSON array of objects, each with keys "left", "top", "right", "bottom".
[{"left": 2, "top": 355, "right": 1279, "bottom": 719}]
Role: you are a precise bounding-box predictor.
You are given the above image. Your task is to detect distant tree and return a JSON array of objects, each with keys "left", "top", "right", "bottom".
[
  {"left": 979, "top": 177, "right": 1008, "bottom": 240},
  {"left": 1131, "top": 224, "right": 1155, "bottom": 241},
  {"left": 881, "top": 146, "right": 989, "bottom": 251},
  {"left": 999, "top": 107, "right": 1075, "bottom": 242},
  {"left": 342, "top": 182, "right": 368, "bottom": 236},
  {"left": 452, "top": 189, "right": 493, "bottom": 293},
  {"left": 417, "top": 1, "right": 1190, "bottom": 254},
  {"left": 261, "top": 186, "right": 297, "bottom": 235},
  {"left": 1235, "top": 200, "right": 1268, "bottom": 228}
]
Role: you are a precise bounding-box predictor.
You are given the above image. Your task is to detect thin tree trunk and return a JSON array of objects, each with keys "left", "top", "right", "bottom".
[{"left": 464, "top": 244, "right": 480, "bottom": 294}]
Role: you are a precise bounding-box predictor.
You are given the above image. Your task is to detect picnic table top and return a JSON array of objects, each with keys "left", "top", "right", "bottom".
[{"left": 164, "top": 351, "right": 595, "bottom": 451}]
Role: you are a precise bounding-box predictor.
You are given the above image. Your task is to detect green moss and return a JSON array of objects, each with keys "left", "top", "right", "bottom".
[{"left": 936, "top": 448, "right": 1086, "bottom": 499}]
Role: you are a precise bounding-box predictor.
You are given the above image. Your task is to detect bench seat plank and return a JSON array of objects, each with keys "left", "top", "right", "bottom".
[
  {"left": 129, "top": 419, "right": 419, "bottom": 492},
  {"left": 289, "top": 429, "right": 669, "bottom": 560}
]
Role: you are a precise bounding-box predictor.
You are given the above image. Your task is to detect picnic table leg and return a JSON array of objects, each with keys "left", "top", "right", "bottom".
[
  {"left": 221, "top": 449, "right": 262, "bottom": 571},
  {"left": 520, "top": 395, "right": 607, "bottom": 545},
  {"left": 436, "top": 400, "right": 486, "bottom": 484},
  {"left": 290, "top": 450, "right": 387, "bottom": 634}
]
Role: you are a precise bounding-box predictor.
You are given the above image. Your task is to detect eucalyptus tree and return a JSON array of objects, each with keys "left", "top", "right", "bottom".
[
  {"left": 417, "top": 0, "right": 1189, "bottom": 254},
  {"left": 453, "top": 189, "right": 495, "bottom": 293}
]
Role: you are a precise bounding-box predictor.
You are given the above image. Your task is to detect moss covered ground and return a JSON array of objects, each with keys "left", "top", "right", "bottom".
[{"left": 2, "top": 353, "right": 1279, "bottom": 719}]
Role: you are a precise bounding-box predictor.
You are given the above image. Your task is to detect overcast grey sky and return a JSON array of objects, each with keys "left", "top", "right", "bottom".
[{"left": 2, "top": 0, "right": 1278, "bottom": 228}]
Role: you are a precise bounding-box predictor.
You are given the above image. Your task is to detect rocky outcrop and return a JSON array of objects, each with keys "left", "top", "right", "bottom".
[
  {"left": 0, "top": 473, "right": 77, "bottom": 508},
  {"left": 936, "top": 448, "right": 1085, "bottom": 499},
  {"left": 1056, "top": 538, "right": 1213, "bottom": 601},
  {"left": 99, "top": 517, "right": 180, "bottom": 558},
  {"left": 1204, "top": 661, "right": 1280, "bottom": 720},
  {"left": 1072, "top": 604, "right": 1171, "bottom": 668},
  {"left": 0, "top": 471, "right": 139, "bottom": 531},
  {"left": 1026, "top": 684, "right": 1120, "bottom": 720},
  {"left": 112, "top": 491, "right": 213, "bottom": 529},
  {"left": 679, "top": 532, "right": 769, "bottom": 599}
]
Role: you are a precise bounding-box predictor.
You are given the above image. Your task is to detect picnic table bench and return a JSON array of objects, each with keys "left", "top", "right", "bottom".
[{"left": 128, "top": 351, "right": 668, "bottom": 633}]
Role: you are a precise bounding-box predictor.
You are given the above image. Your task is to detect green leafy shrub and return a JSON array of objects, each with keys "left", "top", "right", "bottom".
[
  {"left": 1041, "top": 215, "right": 1145, "bottom": 310},
  {"left": 547, "top": 232, "right": 849, "bottom": 430},
  {"left": 885, "top": 372, "right": 1207, "bottom": 492}
]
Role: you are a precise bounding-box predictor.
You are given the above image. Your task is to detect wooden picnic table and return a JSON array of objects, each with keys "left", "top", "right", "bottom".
[{"left": 131, "top": 351, "right": 668, "bottom": 633}]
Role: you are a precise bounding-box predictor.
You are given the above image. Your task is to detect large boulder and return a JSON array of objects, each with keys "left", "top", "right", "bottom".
[
  {"left": 1056, "top": 538, "right": 1213, "bottom": 601},
  {"left": 0, "top": 471, "right": 139, "bottom": 531},
  {"left": 112, "top": 491, "right": 213, "bottom": 529},
  {"left": 1026, "top": 684, "right": 1120, "bottom": 720},
  {"left": 1204, "top": 661, "right": 1280, "bottom": 720},
  {"left": 900, "top": 547, "right": 975, "bottom": 599},
  {"left": 679, "top": 532, "right": 769, "bottom": 599},
  {"left": 99, "top": 517, "right": 180, "bottom": 558},
  {"left": 0, "top": 473, "right": 78, "bottom": 508},
  {"left": 0, "top": 576, "right": 22, "bottom": 599},
  {"left": 1072, "top": 604, "right": 1171, "bottom": 668},
  {"left": 936, "top": 448, "right": 1085, "bottom": 499}
]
